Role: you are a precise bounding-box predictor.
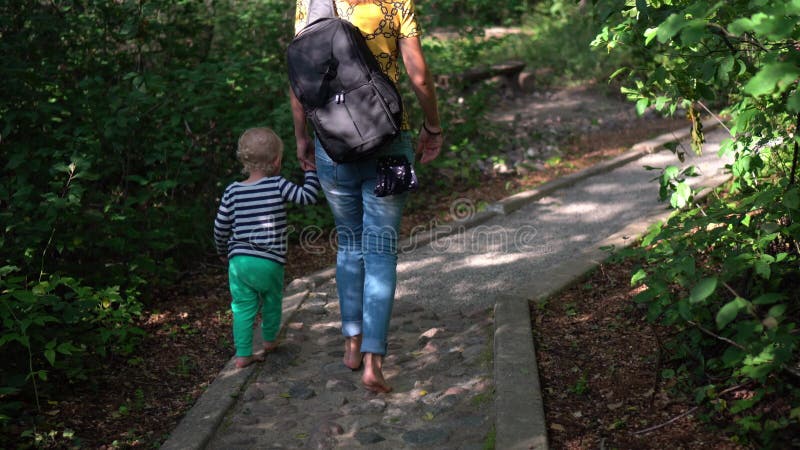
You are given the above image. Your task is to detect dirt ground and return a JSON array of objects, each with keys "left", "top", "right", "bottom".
[
  {"left": 6, "top": 86, "right": 709, "bottom": 449},
  {"left": 532, "top": 261, "right": 748, "bottom": 450}
]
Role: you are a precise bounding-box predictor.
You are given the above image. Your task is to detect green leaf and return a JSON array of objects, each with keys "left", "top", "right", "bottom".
[
  {"left": 788, "top": 91, "right": 800, "bottom": 113},
  {"left": 680, "top": 20, "right": 707, "bottom": 46},
  {"left": 670, "top": 182, "right": 692, "bottom": 209},
  {"left": 636, "top": 98, "right": 649, "bottom": 115},
  {"left": 631, "top": 269, "right": 647, "bottom": 285},
  {"left": 717, "top": 56, "right": 735, "bottom": 85},
  {"left": 754, "top": 259, "right": 771, "bottom": 279},
  {"left": 784, "top": 188, "right": 800, "bottom": 210},
  {"left": 753, "top": 293, "right": 786, "bottom": 305},
  {"left": 716, "top": 297, "right": 747, "bottom": 329},
  {"left": 609, "top": 67, "right": 629, "bottom": 80},
  {"left": 657, "top": 13, "right": 688, "bottom": 44},
  {"left": 741, "top": 214, "right": 751, "bottom": 227},
  {"left": 644, "top": 27, "right": 659, "bottom": 46},
  {"left": 689, "top": 277, "right": 717, "bottom": 304},
  {"left": 743, "top": 63, "right": 800, "bottom": 97},
  {"left": 45, "top": 349, "right": 56, "bottom": 366},
  {"left": 767, "top": 304, "right": 787, "bottom": 318}
]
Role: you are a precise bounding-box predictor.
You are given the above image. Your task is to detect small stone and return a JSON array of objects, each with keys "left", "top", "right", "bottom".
[
  {"left": 448, "top": 414, "right": 485, "bottom": 429},
  {"left": 420, "top": 327, "right": 442, "bottom": 339},
  {"left": 390, "top": 354, "right": 413, "bottom": 366},
  {"left": 355, "top": 430, "right": 386, "bottom": 444},
  {"left": 421, "top": 341, "right": 438, "bottom": 353},
  {"left": 437, "top": 394, "right": 459, "bottom": 410},
  {"left": 462, "top": 345, "right": 485, "bottom": 364},
  {"left": 402, "top": 428, "right": 449, "bottom": 446},
  {"left": 401, "top": 323, "right": 419, "bottom": 333},
  {"left": 322, "top": 361, "right": 352, "bottom": 376},
  {"left": 248, "top": 403, "right": 277, "bottom": 416},
  {"left": 444, "top": 387, "right": 467, "bottom": 396},
  {"left": 289, "top": 383, "right": 316, "bottom": 400},
  {"left": 342, "top": 398, "right": 387, "bottom": 415},
  {"left": 276, "top": 419, "right": 298, "bottom": 431},
  {"left": 286, "top": 278, "right": 311, "bottom": 293},
  {"left": 236, "top": 414, "right": 260, "bottom": 426},
  {"left": 446, "top": 366, "right": 467, "bottom": 378},
  {"left": 306, "top": 305, "right": 327, "bottom": 315},
  {"left": 306, "top": 418, "right": 344, "bottom": 449},
  {"left": 308, "top": 293, "right": 328, "bottom": 305},
  {"left": 367, "top": 398, "right": 387, "bottom": 413},
  {"left": 326, "top": 379, "right": 357, "bottom": 392},
  {"left": 383, "top": 407, "right": 404, "bottom": 421},
  {"left": 243, "top": 385, "right": 265, "bottom": 402}
]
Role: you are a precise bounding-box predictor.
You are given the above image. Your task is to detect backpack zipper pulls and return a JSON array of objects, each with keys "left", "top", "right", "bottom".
[{"left": 335, "top": 92, "right": 345, "bottom": 104}]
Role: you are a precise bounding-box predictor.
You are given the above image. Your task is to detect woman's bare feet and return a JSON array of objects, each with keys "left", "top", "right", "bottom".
[
  {"left": 235, "top": 354, "right": 265, "bottom": 369},
  {"left": 343, "top": 335, "right": 363, "bottom": 370},
  {"left": 362, "top": 353, "right": 392, "bottom": 393}
]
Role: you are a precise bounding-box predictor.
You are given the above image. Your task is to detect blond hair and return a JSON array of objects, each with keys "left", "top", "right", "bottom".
[{"left": 236, "top": 127, "right": 283, "bottom": 174}]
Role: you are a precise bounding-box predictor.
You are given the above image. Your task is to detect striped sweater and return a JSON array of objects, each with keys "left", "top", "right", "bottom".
[{"left": 213, "top": 171, "right": 320, "bottom": 264}]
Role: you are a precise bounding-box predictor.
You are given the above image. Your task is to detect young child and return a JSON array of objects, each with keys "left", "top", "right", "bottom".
[{"left": 213, "top": 127, "right": 320, "bottom": 368}]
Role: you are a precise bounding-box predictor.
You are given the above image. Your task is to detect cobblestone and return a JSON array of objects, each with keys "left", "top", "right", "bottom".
[{"left": 206, "top": 280, "right": 495, "bottom": 449}]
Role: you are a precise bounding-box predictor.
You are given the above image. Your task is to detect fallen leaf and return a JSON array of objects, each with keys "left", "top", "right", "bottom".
[{"left": 550, "top": 423, "right": 566, "bottom": 432}]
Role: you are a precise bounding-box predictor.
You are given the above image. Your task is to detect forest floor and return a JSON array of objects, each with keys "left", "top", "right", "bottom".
[{"left": 17, "top": 85, "right": 741, "bottom": 449}]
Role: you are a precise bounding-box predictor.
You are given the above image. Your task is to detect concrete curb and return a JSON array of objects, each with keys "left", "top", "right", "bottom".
[
  {"left": 494, "top": 138, "right": 732, "bottom": 450},
  {"left": 494, "top": 295, "right": 548, "bottom": 450},
  {"left": 160, "top": 290, "right": 309, "bottom": 450}
]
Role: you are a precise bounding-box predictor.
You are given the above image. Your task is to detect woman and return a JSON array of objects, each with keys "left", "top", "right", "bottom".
[{"left": 290, "top": 0, "right": 443, "bottom": 393}]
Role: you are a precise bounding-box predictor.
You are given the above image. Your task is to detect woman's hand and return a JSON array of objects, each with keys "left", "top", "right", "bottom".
[
  {"left": 416, "top": 124, "right": 443, "bottom": 164},
  {"left": 296, "top": 133, "right": 316, "bottom": 171}
]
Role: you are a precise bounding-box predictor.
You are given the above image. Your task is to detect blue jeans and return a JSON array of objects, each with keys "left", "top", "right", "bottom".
[{"left": 315, "top": 133, "right": 413, "bottom": 355}]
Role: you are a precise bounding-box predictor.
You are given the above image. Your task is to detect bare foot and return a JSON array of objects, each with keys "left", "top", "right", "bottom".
[
  {"left": 263, "top": 341, "right": 278, "bottom": 353},
  {"left": 362, "top": 353, "right": 392, "bottom": 393},
  {"left": 235, "top": 354, "right": 264, "bottom": 369},
  {"left": 343, "top": 335, "right": 363, "bottom": 370}
]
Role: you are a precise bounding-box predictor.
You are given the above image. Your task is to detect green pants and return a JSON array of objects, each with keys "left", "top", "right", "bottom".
[{"left": 228, "top": 255, "right": 284, "bottom": 357}]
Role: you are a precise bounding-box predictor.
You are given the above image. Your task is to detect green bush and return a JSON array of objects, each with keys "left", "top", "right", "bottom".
[
  {"left": 0, "top": 266, "right": 143, "bottom": 424},
  {"left": 0, "top": 0, "right": 308, "bottom": 437},
  {"left": 596, "top": 0, "right": 800, "bottom": 444}
]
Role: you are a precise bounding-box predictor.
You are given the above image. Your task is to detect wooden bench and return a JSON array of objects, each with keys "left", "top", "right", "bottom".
[{"left": 435, "top": 60, "right": 531, "bottom": 93}]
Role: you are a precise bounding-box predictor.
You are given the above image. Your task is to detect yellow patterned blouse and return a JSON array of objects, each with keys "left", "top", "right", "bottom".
[{"left": 294, "top": 0, "right": 420, "bottom": 129}]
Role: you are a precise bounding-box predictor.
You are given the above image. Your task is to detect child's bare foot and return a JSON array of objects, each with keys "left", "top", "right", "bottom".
[
  {"left": 362, "top": 353, "right": 392, "bottom": 393},
  {"left": 343, "top": 335, "right": 363, "bottom": 370},
  {"left": 235, "top": 354, "right": 264, "bottom": 369},
  {"left": 263, "top": 341, "right": 278, "bottom": 353}
]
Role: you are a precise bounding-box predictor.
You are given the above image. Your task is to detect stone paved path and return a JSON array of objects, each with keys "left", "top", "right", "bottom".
[
  {"left": 206, "top": 277, "right": 495, "bottom": 450},
  {"left": 163, "top": 122, "right": 731, "bottom": 450}
]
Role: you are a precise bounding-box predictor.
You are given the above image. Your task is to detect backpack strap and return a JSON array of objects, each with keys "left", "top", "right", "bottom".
[{"left": 306, "top": 0, "right": 337, "bottom": 26}]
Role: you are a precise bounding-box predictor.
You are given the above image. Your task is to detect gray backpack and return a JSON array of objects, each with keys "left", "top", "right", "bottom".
[{"left": 287, "top": 0, "right": 403, "bottom": 162}]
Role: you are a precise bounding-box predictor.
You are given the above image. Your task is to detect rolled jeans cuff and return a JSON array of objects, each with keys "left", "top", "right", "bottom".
[
  {"left": 361, "top": 337, "right": 387, "bottom": 355},
  {"left": 342, "top": 321, "right": 362, "bottom": 338}
]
